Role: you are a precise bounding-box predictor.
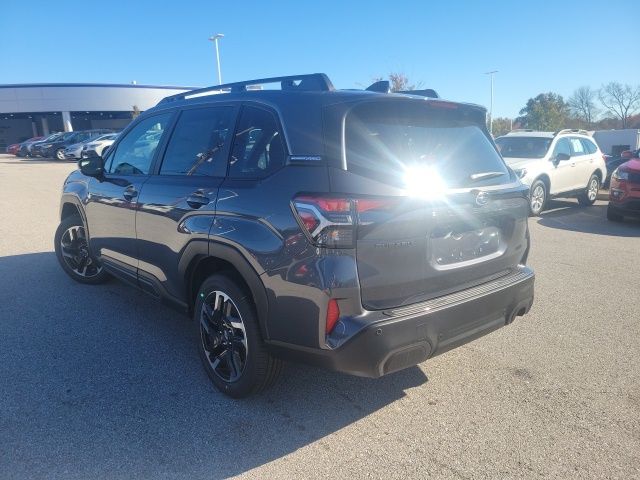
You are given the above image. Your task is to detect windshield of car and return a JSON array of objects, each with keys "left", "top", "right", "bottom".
[
  {"left": 96, "top": 134, "right": 117, "bottom": 141},
  {"left": 345, "top": 101, "right": 510, "bottom": 188},
  {"left": 495, "top": 136, "right": 552, "bottom": 159}
]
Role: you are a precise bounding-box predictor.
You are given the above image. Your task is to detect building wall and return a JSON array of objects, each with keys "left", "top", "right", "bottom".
[
  {"left": 0, "top": 84, "right": 195, "bottom": 114},
  {"left": 0, "top": 83, "right": 195, "bottom": 148}
]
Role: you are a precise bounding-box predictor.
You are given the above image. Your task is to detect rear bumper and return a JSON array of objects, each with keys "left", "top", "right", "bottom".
[{"left": 269, "top": 266, "right": 535, "bottom": 377}]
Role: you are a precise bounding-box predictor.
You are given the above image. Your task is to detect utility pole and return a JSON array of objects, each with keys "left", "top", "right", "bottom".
[
  {"left": 208, "top": 34, "right": 224, "bottom": 85},
  {"left": 484, "top": 70, "right": 498, "bottom": 135}
]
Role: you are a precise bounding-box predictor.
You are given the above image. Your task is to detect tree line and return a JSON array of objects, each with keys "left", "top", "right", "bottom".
[
  {"left": 374, "top": 74, "right": 640, "bottom": 137},
  {"left": 492, "top": 82, "right": 640, "bottom": 137}
]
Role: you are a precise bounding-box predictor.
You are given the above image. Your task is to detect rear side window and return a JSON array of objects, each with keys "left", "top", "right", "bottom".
[
  {"left": 569, "top": 137, "right": 585, "bottom": 156},
  {"left": 345, "top": 102, "right": 509, "bottom": 188},
  {"left": 580, "top": 138, "right": 597, "bottom": 154},
  {"left": 160, "top": 106, "right": 235, "bottom": 176},
  {"left": 229, "top": 106, "right": 286, "bottom": 178}
]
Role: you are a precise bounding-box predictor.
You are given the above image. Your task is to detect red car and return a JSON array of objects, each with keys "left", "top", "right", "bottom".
[
  {"left": 608, "top": 150, "right": 640, "bottom": 222},
  {"left": 6, "top": 143, "right": 21, "bottom": 155}
]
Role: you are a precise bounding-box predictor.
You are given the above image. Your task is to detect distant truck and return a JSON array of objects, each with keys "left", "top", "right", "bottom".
[{"left": 592, "top": 129, "right": 640, "bottom": 156}]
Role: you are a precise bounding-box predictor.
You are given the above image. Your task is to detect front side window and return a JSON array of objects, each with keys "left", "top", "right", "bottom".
[
  {"left": 569, "top": 137, "right": 585, "bottom": 156},
  {"left": 160, "top": 106, "right": 234, "bottom": 176},
  {"left": 105, "top": 113, "right": 171, "bottom": 175},
  {"left": 552, "top": 138, "right": 572, "bottom": 158},
  {"left": 229, "top": 106, "right": 286, "bottom": 178}
]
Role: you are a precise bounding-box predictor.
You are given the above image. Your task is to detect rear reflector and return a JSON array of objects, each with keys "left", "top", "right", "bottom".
[{"left": 326, "top": 299, "right": 340, "bottom": 334}]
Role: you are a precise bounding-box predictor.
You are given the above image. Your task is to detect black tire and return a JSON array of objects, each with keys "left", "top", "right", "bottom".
[
  {"left": 194, "top": 273, "right": 282, "bottom": 398},
  {"left": 578, "top": 174, "right": 599, "bottom": 206},
  {"left": 606, "top": 204, "right": 624, "bottom": 222},
  {"left": 54, "top": 215, "right": 110, "bottom": 284},
  {"left": 529, "top": 179, "right": 547, "bottom": 216}
]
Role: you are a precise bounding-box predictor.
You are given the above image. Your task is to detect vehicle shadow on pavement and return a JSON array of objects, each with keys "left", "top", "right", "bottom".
[
  {"left": 0, "top": 252, "right": 428, "bottom": 479},
  {"left": 537, "top": 200, "right": 640, "bottom": 237}
]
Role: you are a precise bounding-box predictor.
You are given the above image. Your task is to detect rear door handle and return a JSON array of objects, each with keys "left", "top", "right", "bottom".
[
  {"left": 123, "top": 185, "right": 138, "bottom": 201},
  {"left": 186, "top": 191, "right": 210, "bottom": 209}
]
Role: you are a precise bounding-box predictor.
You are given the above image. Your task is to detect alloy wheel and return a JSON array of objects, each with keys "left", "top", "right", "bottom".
[
  {"left": 200, "top": 291, "right": 248, "bottom": 383},
  {"left": 531, "top": 184, "right": 545, "bottom": 213},
  {"left": 59, "top": 225, "right": 102, "bottom": 278},
  {"left": 587, "top": 178, "right": 598, "bottom": 201},
  {"left": 56, "top": 149, "right": 65, "bottom": 160}
]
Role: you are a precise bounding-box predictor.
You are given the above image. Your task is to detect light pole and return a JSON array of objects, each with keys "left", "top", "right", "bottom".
[
  {"left": 484, "top": 70, "right": 498, "bottom": 135},
  {"left": 208, "top": 34, "right": 224, "bottom": 85}
]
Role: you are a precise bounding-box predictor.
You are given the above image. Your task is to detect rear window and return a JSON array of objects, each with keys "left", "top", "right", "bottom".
[
  {"left": 345, "top": 101, "right": 510, "bottom": 188},
  {"left": 494, "top": 136, "right": 552, "bottom": 159}
]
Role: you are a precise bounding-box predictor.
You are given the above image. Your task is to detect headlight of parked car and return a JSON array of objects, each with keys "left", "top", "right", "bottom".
[{"left": 612, "top": 168, "right": 629, "bottom": 181}]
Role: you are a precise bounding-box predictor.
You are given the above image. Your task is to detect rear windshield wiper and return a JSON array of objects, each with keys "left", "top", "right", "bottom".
[{"left": 469, "top": 171, "right": 506, "bottom": 182}]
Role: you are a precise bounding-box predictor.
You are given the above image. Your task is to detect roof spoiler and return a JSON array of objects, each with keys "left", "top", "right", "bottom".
[
  {"left": 158, "top": 73, "right": 335, "bottom": 104},
  {"left": 365, "top": 81, "right": 439, "bottom": 98}
]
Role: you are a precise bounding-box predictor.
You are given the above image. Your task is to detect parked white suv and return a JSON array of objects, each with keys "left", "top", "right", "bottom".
[{"left": 495, "top": 129, "right": 606, "bottom": 215}]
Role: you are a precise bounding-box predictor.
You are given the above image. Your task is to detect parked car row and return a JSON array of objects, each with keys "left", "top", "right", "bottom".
[
  {"left": 494, "top": 129, "right": 640, "bottom": 223},
  {"left": 5, "top": 129, "right": 118, "bottom": 160},
  {"left": 495, "top": 129, "right": 606, "bottom": 216},
  {"left": 607, "top": 148, "right": 640, "bottom": 222}
]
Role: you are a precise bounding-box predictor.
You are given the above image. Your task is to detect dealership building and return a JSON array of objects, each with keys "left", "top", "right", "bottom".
[{"left": 0, "top": 83, "right": 196, "bottom": 148}]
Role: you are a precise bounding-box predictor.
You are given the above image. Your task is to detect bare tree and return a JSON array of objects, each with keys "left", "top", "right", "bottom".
[
  {"left": 388, "top": 73, "right": 415, "bottom": 92},
  {"left": 568, "top": 86, "right": 599, "bottom": 126},
  {"left": 598, "top": 82, "right": 640, "bottom": 128}
]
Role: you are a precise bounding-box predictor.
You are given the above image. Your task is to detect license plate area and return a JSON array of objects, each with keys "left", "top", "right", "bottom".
[{"left": 430, "top": 225, "right": 503, "bottom": 270}]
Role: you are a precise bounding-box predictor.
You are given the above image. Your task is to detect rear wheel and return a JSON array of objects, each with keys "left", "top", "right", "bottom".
[
  {"left": 529, "top": 180, "right": 547, "bottom": 216},
  {"left": 606, "top": 204, "right": 624, "bottom": 222},
  {"left": 55, "top": 148, "right": 65, "bottom": 161},
  {"left": 54, "top": 215, "right": 110, "bottom": 284},
  {"left": 194, "top": 274, "right": 282, "bottom": 398},
  {"left": 578, "top": 174, "right": 599, "bottom": 206}
]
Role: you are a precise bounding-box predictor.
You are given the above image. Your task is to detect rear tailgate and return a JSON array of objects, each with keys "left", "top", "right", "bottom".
[{"left": 333, "top": 98, "right": 530, "bottom": 310}]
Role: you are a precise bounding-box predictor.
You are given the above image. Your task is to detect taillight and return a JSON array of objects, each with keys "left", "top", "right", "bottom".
[
  {"left": 326, "top": 299, "right": 340, "bottom": 334},
  {"left": 292, "top": 195, "right": 397, "bottom": 248},
  {"left": 292, "top": 195, "right": 355, "bottom": 248}
]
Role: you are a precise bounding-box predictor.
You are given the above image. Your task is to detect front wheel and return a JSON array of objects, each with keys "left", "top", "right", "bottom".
[
  {"left": 578, "top": 174, "right": 599, "bottom": 206},
  {"left": 54, "top": 215, "right": 110, "bottom": 284},
  {"left": 195, "top": 274, "right": 282, "bottom": 398},
  {"left": 55, "top": 148, "right": 65, "bottom": 161},
  {"left": 529, "top": 180, "right": 547, "bottom": 216}
]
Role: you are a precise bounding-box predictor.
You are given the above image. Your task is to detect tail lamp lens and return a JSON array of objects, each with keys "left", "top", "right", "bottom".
[
  {"left": 326, "top": 299, "right": 340, "bottom": 334},
  {"left": 293, "top": 195, "right": 397, "bottom": 248},
  {"left": 293, "top": 196, "right": 354, "bottom": 248}
]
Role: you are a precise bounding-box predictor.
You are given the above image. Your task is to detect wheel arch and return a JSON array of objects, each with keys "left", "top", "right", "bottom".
[
  {"left": 187, "top": 244, "right": 270, "bottom": 340},
  {"left": 533, "top": 173, "right": 551, "bottom": 192}
]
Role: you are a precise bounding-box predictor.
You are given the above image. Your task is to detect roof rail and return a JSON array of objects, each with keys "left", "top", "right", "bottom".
[
  {"left": 555, "top": 128, "right": 591, "bottom": 136},
  {"left": 158, "top": 73, "right": 335, "bottom": 104},
  {"left": 510, "top": 129, "right": 535, "bottom": 133}
]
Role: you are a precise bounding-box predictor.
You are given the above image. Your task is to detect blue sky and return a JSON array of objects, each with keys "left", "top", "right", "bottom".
[{"left": 1, "top": 0, "right": 638, "bottom": 117}]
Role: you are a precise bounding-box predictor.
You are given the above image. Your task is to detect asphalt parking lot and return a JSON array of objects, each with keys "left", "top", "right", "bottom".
[{"left": 1, "top": 154, "right": 639, "bottom": 480}]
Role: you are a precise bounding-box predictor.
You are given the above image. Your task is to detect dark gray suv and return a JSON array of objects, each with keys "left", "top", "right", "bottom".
[{"left": 55, "top": 74, "right": 535, "bottom": 397}]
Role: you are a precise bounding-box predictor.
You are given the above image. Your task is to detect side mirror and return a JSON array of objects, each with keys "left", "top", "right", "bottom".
[
  {"left": 79, "top": 156, "right": 104, "bottom": 177},
  {"left": 553, "top": 152, "right": 571, "bottom": 164}
]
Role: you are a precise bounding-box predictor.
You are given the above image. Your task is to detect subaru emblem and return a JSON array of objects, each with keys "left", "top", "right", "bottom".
[{"left": 475, "top": 191, "right": 489, "bottom": 206}]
